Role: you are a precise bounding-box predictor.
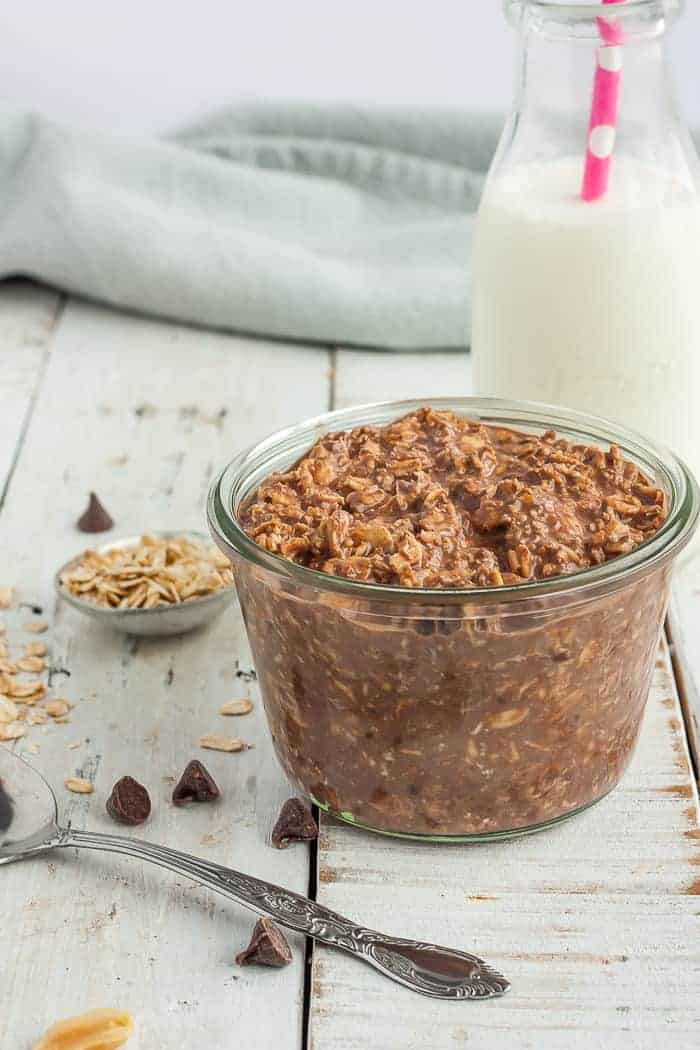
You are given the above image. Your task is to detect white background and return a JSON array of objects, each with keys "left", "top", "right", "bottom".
[{"left": 1, "top": 0, "right": 698, "bottom": 134}]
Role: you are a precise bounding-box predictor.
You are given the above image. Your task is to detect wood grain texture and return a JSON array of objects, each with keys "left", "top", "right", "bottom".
[
  {"left": 2, "top": 298, "right": 699, "bottom": 1049},
  {"left": 312, "top": 648, "right": 700, "bottom": 1050},
  {"left": 0, "top": 297, "right": 329, "bottom": 1049},
  {"left": 332, "top": 347, "right": 472, "bottom": 410},
  {"left": 0, "top": 281, "right": 63, "bottom": 499},
  {"left": 669, "top": 572, "right": 700, "bottom": 778},
  {"left": 309, "top": 350, "right": 700, "bottom": 1050}
]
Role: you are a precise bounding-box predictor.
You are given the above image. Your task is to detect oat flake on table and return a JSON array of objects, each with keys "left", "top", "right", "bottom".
[
  {"left": 0, "top": 722, "right": 26, "bottom": 741},
  {"left": 16, "top": 655, "right": 45, "bottom": 673},
  {"left": 23, "top": 620, "right": 48, "bottom": 634},
  {"left": 199, "top": 734, "right": 245, "bottom": 753},
  {"left": 220, "top": 698, "right": 254, "bottom": 716},
  {"left": 65, "top": 777, "right": 94, "bottom": 794},
  {"left": 0, "top": 697, "right": 19, "bottom": 722},
  {"left": 24, "top": 641, "right": 47, "bottom": 658}
]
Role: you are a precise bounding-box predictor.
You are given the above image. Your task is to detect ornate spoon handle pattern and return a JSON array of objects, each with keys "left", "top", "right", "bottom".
[{"left": 59, "top": 827, "right": 509, "bottom": 1000}]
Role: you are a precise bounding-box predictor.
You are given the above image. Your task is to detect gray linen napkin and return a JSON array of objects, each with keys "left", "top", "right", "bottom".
[{"left": 0, "top": 104, "right": 502, "bottom": 349}]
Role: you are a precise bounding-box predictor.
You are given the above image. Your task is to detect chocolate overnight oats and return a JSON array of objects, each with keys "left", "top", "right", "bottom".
[
  {"left": 209, "top": 400, "right": 698, "bottom": 839},
  {"left": 240, "top": 408, "right": 667, "bottom": 584}
]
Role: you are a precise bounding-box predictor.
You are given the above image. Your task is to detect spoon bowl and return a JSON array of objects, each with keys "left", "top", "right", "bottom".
[{"left": 0, "top": 750, "right": 59, "bottom": 858}]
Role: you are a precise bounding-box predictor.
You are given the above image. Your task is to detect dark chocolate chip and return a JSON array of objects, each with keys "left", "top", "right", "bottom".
[
  {"left": 235, "top": 918, "right": 292, "bottom": 968},
  {"left": 172, "top": 760, "right": 220, "bottom": 807},
  {"left": 0, "top": 778, "right": 14, "bottom": 833},
  {"left": 77, "top": 492, "right": 114, "bottom": 533},
  {"left": 271, "top": 797, "right": 318, "bottom": 849},
  {"left": 106, "top": 776, "right": 151, "bottom": 826},
  {"left": 234, "top": 662, "right": 257, "bottom": 682}
]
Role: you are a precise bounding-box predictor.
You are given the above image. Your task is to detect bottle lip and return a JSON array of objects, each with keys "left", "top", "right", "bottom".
[
  {"left": 207, "top": 396, "right": 699, "bottom": 611},
  {"left": 506, "top": 0, "right": 681, "bottom": 30}
]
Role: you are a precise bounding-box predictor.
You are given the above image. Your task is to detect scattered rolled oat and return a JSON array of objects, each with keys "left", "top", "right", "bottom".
[
  {"left": 24, "top": 641, "right": 47, "bottom": 658},
  {"left": 0, "top": 697, "right": 19, "bottom": 723},
  {"left": 0, "top": 722, "right": 26, "bottom": 741},
  {"left": 44, "top": 700, "right": 71, "bottom": 719},
  {"left": 0, "top": 586, "right": 13, "bottom": 609},
  {"left": 68, "top": 741, "right": 84, "bottom": 750},
  {"left": 236, "top": 918, "right": 292, "bottom": 968},
  {"left": 23, "top": 620, "right": 48, "bottom": 634},
  {"left": 77, "top": 491, "right": 114, "bottom": 533},
  {"left": 9, "top": 681, "right": 46, "bottom": 700},
  {"left": 220, "top": 698, "right": 253, "bottom": 717},
  {"left": 172, "top": 759, "right": 220, "bottom": 806},
  {"left": 65, "top": 777, "right": 94, "bottom": 794},
  {"left": 24, "top": 741, "right": 40, "bottom": 755},
  {"left": 16, "top": 655, "right": 45, "bottom": 673},
  {"left": 0, "top": 659, "right": 16, "bottom": 676},
  {"left": 59, "top": 534, "right": 234, "bottom": 610},
  {"left": 34, "top": 1008, "right": 134, "bottom": 1050},
  {"left": 199, "top": 734, "right": 245, "bottom": 753},
  {"left": 24, "top": 709, "right": 49, "bottom": 726}
]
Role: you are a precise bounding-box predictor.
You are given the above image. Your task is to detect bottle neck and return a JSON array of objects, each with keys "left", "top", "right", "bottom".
[
  {"left": 521, "top": 17, "right": 667, "bottom": 119},
  {"left": 500, "top": 1, "right": 693, "bottom": 181}
]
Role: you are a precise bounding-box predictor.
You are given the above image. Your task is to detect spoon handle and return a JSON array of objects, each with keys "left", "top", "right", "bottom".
[{"left": 59, "top": 827, "right": 508, "bottom": 1000}]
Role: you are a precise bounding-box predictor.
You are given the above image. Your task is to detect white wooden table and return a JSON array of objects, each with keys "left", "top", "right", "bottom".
[{"left": 1, "top": 280, "right": 698, "bottom": 1050}]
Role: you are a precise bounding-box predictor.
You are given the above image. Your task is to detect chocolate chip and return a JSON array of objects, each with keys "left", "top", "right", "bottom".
[
  {"left": 235, "top": 918, "right": 292, "bottom": 968},
  {"left": 77, "top": 492, "right": 114, "bottom": 533},
  {"left": 106, "top": 776, "right": 151, "bottom": 826},
  {"left": 271, "top": 797, "right": 318, "bottom": 849},
  {"left": 171, "top": 759, "right": 220, "bottom": 807},
  {"left": 0, "top": 778, "right": 14, "bottom": 833}
]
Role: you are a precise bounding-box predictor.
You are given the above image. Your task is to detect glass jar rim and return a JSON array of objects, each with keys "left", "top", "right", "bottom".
[
  {"left": 505, "top": 0, "right": 680, "bottom": 25},
  {"left": 207, "top": 397, "right": 699, "bottom": 609}
]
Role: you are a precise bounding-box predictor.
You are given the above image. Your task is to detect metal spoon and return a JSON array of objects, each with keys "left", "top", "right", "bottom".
[{"left": 0, "top": 747, "right": 509, "bottom": 1000}]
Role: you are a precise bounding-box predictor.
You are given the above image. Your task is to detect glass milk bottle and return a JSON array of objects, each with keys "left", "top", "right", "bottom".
[{"left": 472, "top": 0, "right": 700, "bottom": 484}]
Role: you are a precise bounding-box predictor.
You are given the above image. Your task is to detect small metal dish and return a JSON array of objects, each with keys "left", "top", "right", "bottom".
[{"left": 55, "top": 531, "right": 237, "bottom": 637}]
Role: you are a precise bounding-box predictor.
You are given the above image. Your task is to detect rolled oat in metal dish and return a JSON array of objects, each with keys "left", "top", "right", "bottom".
[{"left": 59, "top": 534, "right": 234, "bottom": 610}]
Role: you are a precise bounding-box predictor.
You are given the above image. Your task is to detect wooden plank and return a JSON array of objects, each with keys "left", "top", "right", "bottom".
[
  {"left": 309, "top": 350, "right": 700, "bottom": 1050},
  {"left": 332, "top": 347, "right": 472, "bottom": 410},
  {"left": 311, "top": 643, "right": 700, "bottom": 1050},
  {"left": 0, "top": 298, "right": 330, "bottom": 1049},
  {"left": 0, "top": 280, "right": 63, "bottom": 498},
  {"left": 669, "top": 573, "right": 700, "bottom": 779}
]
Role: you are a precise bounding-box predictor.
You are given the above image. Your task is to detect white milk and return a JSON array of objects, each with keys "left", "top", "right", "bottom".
[{"left": 472, "top": 157, "right": 700, "bottom": 484}]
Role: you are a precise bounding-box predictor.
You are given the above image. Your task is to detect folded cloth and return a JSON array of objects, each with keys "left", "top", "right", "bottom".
[{"left": 0, "top": 104, "right": 503, "bottom": 349}]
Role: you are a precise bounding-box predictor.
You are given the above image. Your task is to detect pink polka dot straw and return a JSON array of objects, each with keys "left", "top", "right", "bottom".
[{"left": 581, "top": 0, "right": 626, "bottom": 202}]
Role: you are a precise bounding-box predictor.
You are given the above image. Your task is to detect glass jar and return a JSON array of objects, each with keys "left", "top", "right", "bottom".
[
  {"left": 208, "top": 398, "right": 698, "bottom": 841},
  {"left": 472, "top": 1, "right": 700, "bottom": 501}
]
